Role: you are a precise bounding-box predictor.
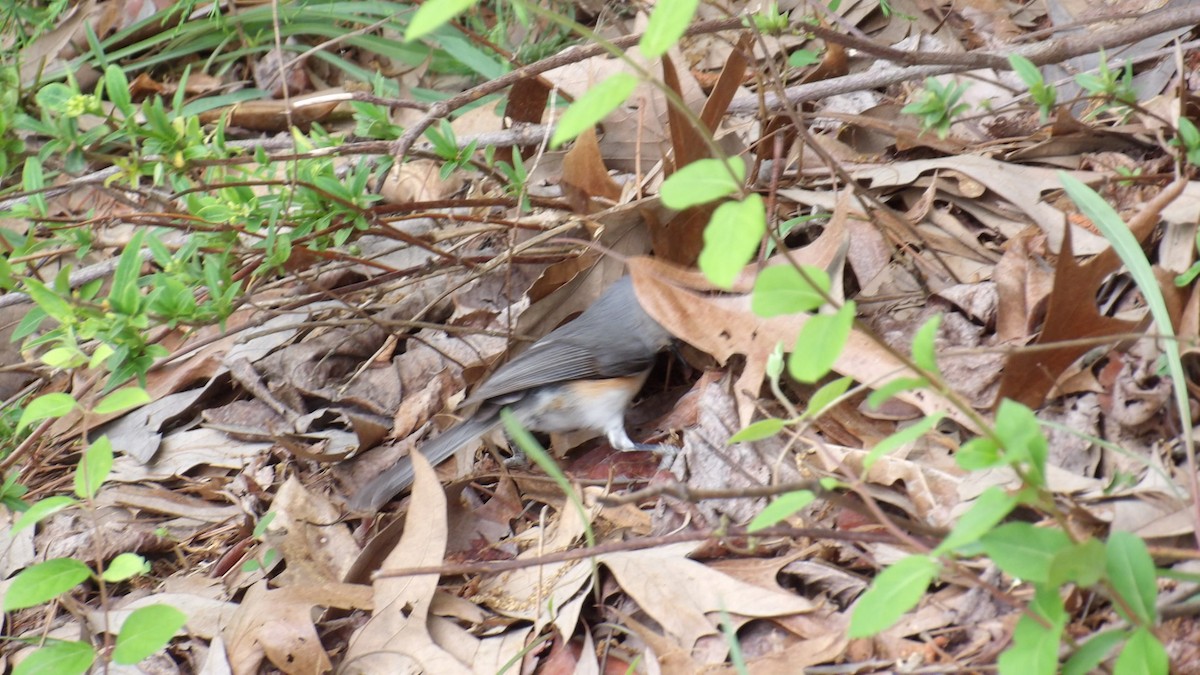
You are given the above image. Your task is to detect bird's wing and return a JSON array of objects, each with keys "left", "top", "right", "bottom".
[{"left": 465, "top": 339, "right": 600, "bottom": 404}]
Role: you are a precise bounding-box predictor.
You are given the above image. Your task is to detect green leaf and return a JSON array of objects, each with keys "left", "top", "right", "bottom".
[
  {"left": 104, "top": 64, "right": 133, "bottom": 116},
  {"left": 863, "top": 414, "right": 943, "bottom": 472},
  {"left": 805, "top": 376, "right": 853, "bottom": 418},
  {"left": 729, "top": 418, "right": 787, "bottom": 443},
  {"left": 3, "top": 558, "right": 93, "bottom": 611},
  {"left": 93, "top": 387, "right": 151, "bottom": 415},
  {"left": 1113, "top": 627, "right": 1168, "bottom": 675},
  {"left": 1106, "top": 531, "right": 1158, "bottom": 624},
  {"left": 993, "top": 398, "right": 1048, "bottom": 486},
  {"left": 23, "top": 155, "right": 48, "bottom": 214},
  {"left": 1008, "top": 54, "right": 1042, "bottom": 87},
  {"left": 911, "top": 314, "right": 941, "bottom": 375},
  {"left": 998, "top": 588, "right": 1066, "bottom": 675},
  {"left": 788, "top": 49, "right": 821, "bottom": 67},
  {"left": 109, "top": 230, "right": 146, "bottom": 315},
  {"left": 1048, "top": 537, "right": 1106, "bottom": 587},
  {"left": 789, "top": 301, "right": 855, "bottom": 383},
  {"left": 102, "top": 552, "right": 150, "bottom": 582},
  {"left": 979, "top": 522, "right": 1071, "bottom": 583},
  {"left": 848, "top": 555, "right": 939, "bottom": 637},
  {"left": 550, "top": 73, "right": 638, "bottom": 148},
  {"left": 933, "top": 486, "right": 1018, "bottom": 554},
  {"left": 12, "top": 640, "right": 95, "bottom": 675},
  {"left": 1063, "top": 630, "right": 1128, "bottom": 675},
  {"left": 12, "top": 496, "right": 78, "bottom": 533},
  {"left": 747, "top": 490, "right": 815, "bottom": 532},
  {"left": 75, "top": 436, "right": 114, "bottom": 500},
  {"left": 660, "top": 156, "right": 746, "bottom": 209},
  {"left": 751, "top": 264, "right": 830, "bottom": 317},
  {"left": 22, "top": 278, "right": 73, "bottom": 324},
  {"left": 17, "top": 392, "right": 77, "bottom": 433},
  {"left": 697, "top": 193, "right": 765, "bottom": 289},
  {"left": 866, "top": 376, "right": 927, "bottom": 409},
  {"left": 112, "top": 604, "right": 187, "bottom": 664},
  {"left": 639, "top": 0, "right": 699, "bottom": 58},
  {"left": 406, "top": 0, "right": 479, "bottom": 41},
  {"left": 956, "top": 437, "right": 1003, "bottom": 470}
]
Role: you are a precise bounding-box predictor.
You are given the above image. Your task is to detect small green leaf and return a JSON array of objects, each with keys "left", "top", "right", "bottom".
[
  {"left": 1113, "top": 627, "right": 1168, "bottom": 675},
  {"left": 1048, "top": 537, "right": 1106, "bottom": 587},
  {"left": 998, "top": 588, "right": 1066, "bottom": 675},
  {"left": 4, "top": 558, "right": 93, "bottom": 611},
  {"left": 22, "top": 278, "right": 72, "bottom": 323},
  {"left": 12, "top": 496, "right": 78, "bottom": 533},
  {"left": 697, "top": 193, "right": 765, "bottom": 289},
  {"left": 956, "top": 437, "right": 1002, "bottom": 470},
  {"left": 639, "top": 0, "right": 699, "bottom": 58},
  {"left": 789, "top": 301, "right": 855, "bottom": 383},
  {"left": 805, "top": 376, "right": 853, "bottom": 418},
  {"left": 751, "top": 264, "right": 830, "bottom": 317},
  {"left": 12, "top": 640, "right": 95, "bottom": 675},
  {"left": 661, "top": 156, "right": 746, "bottom": 209},
  {"left": 93, "top": 387, "right": 151, "bottom": 415},
  {"left": 550, "top": 73, "right": 638, "bottom": 148},
  {"left": 748, "top": 490, "right": 815, "bottom": 532},
  {"left": 848, "top": 555, "right": 939, "bottom": 637},
  {"left": 980, "top": 523, "right": 1071, "bottom": 583},
  {"left": 729, "top": 418, "right": 787, "bottom": 443},
  {"left": 406, "top": 0, "right": 478, "bottom": 41},
  {"left": 866, "top": 376, "right": 927, "bottom": 409},
  {"left": 109, "top": 230, "right": 146, "bottom": 315},
  {"left": 1063, "top": 630, "right": 1128, "bottom": 675},
  {"left": 911, "top": 314, "right": 941, "bottom": 375},
  {"left": 933, "top": 486, "right": 1017, "bottom": 554},
  {"left": 1106, "top": 531, "right": 1158, "bottom": 624},
  {"left": 112, "top": 604, "right": 187, "bottom": 664},
  {"left": 1008, "top": 54, "right": 1042, "bottom": 87},
  {"left": 104, "top": 64, "right": 133, "bottom": 116},
  {"left": 863, "top": 414, "right": 943, "bottom": 472},
  {"left": 17, "top": 392, "right": 77, "bottom": 434},
  {"left": 75, "top": 436, "right": 114, "bottom": 500},
  {"left": 788, "top": 49, "right": 821, "bottom": 67},
  {"left": 102, "top": 553, "right": 150, "bottom": 582}
]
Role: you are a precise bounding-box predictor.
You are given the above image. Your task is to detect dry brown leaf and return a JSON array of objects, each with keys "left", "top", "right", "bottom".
[
  {"left": 560, "top": 127, "right": 622, "bottom": 213},
  {"left": 345, "top": 452, "right": 471, "bottom": 673}
]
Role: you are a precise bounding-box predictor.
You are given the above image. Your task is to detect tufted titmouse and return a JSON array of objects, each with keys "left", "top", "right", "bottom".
[{"left": 349, "top": 275, "right": 674, "bottom": 511}]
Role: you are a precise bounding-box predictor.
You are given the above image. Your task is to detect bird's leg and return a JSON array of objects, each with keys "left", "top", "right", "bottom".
[{"left": 606, "top": 426, "right": 677, "bottom": 469}]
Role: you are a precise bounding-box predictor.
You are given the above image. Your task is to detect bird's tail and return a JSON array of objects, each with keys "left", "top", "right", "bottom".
[{"left": 348, "top": 412, "right": 499, "bottom": 511}]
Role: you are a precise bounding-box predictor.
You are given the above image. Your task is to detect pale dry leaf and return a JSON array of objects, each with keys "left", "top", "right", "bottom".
[
  {"left": 599, "top": 541, "right": 813, "bottom": 649},
  {"left": 109, "top": 428, "right": 272, "bottom": 483},
  {"left": 345, "top": 452, "right": 470, "bottom": 674},
  {"left": 267, "top": 477, "right": 360, "bottom": 586},
  {"left": 222, "top": 582, "right": 341, "bottom": 674}
]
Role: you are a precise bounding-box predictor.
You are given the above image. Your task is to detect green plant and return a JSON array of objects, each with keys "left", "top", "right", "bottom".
[
  {"left": 901, "top": 77, "right": 971, "bottom": 139},
  {"left": 1074, "top": 52, "right": 1138, "bottom": 120},
  {"left": 1009, "top": 54, "right": 1058, "bottom": 121},
  {"left": 5, "top": 388, "right": 187, "bottom": 674}
]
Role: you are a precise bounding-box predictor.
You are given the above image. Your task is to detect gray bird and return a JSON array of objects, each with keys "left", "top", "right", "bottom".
[{"left": 349, "top": 276, "right": 674, "bottom": 511}]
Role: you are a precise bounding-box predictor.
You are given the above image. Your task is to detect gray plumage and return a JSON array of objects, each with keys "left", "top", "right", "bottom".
[{"left": 349, "top": 276, "right": 672, "bottom": 512}]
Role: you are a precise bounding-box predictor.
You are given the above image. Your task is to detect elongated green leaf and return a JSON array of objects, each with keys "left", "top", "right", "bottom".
[
  {"left": 406, "top": 0, "right": 479, "bottom": 41},
  {"left": 12, "top": 640, "right": 95, "bottom": 675},
  {"left": 748, "top": 490, "right": 814, "bottom": 532},
  {"left": 12, "top": 496, "right": 78, "bottom": 533},
  {"left": 550, "top": 73, "right": 638, "bottom": 148},
  {"left": 94, "top": 387, "right": 151, "bottom": 415},
  {"left": 1063, "top": 630, "right": 1127, "bottom": 675},
  {"left": 729, "top": 418, "right": 787, "bottom": 443},
  {"left": 112, "top": 604, "right": 187, "bottom": 664},
  {"left": 863, "top": 414, "right": 943, "bottom": 472},
  {"left": 933, "top": 486, "right": 1017, "bottom": 554},
  {"left": 805, "top": 376, "right": 853, "bottom": 418},
  {"left": 848, "top": 555, "right": 939, "bottom": 637},
  {"left": 789, "top": 301, "right": 855, "bottom": 383},
  {"left": 661, "top": 156, "right": 745, "bottom": 209},
  {"left": 639, "top": 0, "right": 700, "bottom": 58},
  {"left": 75, "top": 436, "right": 114, "bottom": 500},
  {"left": 1113, "top": 627, "right": 1167, "bottom": 675},
  {"left": 911, "top": 314, "right": 941, "bottom": 375},
  {"left": 102, "top": 553, "right": 150, "bottom": 582},
  {"left": 980, "top": 523, "right": 1071, "bottom": 583},
  {"left": 17, "top": 392, "right": 77, "bottom": 433},
  {"left": 4, "top": 558, "right": 92, "bottom": 611},
  {"left": 109, "top": 230, "right": 146, "bottom": 316},
  {"left": 1106, "top": 531, "right": 1157, "bottom": 624},
  {"left": 698, "top": 194, "right": 765, "bottom": 289},
  {"left": 752, "top": 264, "right": 830, "bottom": 317}
]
